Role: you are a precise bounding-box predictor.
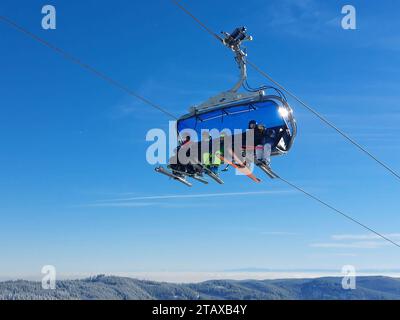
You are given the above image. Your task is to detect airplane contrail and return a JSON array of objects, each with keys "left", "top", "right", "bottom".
[{"left": 94, "top": 190, "right": 291, "bottom": 203}]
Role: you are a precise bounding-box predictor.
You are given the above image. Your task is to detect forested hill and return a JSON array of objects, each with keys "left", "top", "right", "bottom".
[{"left": 1, "top": 275, "right": 400, "bottom": 300}]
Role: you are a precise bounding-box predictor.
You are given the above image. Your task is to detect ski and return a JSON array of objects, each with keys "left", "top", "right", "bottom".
[
  {"left": 155, "top": 167, "right": 192, "bottom": 187},
  {"left": 256, "top": 161, "right": 280, "bottom": 179},
  {"left": 202, "top": 166, "right": 224, "bottom": 185},
  {"left": 191, "top": 159, "right": 224, "bottom": 185},
  {"left": 191, "top": 176, "right": 209, "bottom": 184},
  {"left": 171, "top": 168, "right": 209, "bottom": 185},
  {"left": 218, "top": 151, "right": 261, "bottom": 183}
]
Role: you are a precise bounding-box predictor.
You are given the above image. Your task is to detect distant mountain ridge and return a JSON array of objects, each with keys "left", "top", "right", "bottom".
[{"left": 1, "top": 275, "right": 400, "bottom": 300}]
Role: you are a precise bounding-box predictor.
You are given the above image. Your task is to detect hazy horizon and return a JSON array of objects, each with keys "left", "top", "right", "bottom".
[{"left": 2, "top": 269, "right": 400, "bottom": 283}]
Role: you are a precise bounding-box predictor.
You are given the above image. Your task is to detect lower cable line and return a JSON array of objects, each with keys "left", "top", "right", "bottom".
[{"left": 277, "top": 175, "right": 400, "bottom": 249}]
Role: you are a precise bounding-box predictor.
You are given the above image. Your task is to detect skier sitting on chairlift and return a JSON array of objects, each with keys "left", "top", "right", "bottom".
[
  {"left": 256, "top": 125, "right": 275, "bottom": 168},
  {"left": 201, "top": 132, "right": 225, "bottom": 176},
  {"left": 169, "top": 135, "right": 200, "bottom": 176},
  {"left": 245, "top": 120, "right": 274, "bottom": 168}
]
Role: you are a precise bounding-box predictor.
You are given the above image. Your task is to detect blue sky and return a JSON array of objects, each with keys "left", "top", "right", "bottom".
[{"left": 1, "top": 0, "right": 400, "bottom": 279}]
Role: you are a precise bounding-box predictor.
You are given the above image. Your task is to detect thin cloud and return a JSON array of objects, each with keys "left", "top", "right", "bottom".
[
  {"left": 86, "top": 202, "right": 159, "bottom": 208},
  {"left": 310, "top": 241, "right": 390, "bottom": 249},
  {"left": 94, "top": 190, "right": 292, "bottom": 203},
  {"left": 86, "top": 202, "right": 212, "bottom": 208},
  {"left": 332, "top": 233, "right": 400, "bottom": 241},
  {"left": 310, "top": 233, "right": 400, "bottom": 249}
]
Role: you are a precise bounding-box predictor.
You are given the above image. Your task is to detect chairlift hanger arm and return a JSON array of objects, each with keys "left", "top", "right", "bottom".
[
  {"left": 222, "top": 27, "right": 252, "bottom": 93},
  {"left": 191, "top": 27, "right": 255, "bottom": 113}
]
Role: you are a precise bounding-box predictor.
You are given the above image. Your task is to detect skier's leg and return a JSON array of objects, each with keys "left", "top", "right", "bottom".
[
  {"left": 255, "top": 145, "right": 264, "bottom": 161},
  {"left": 263, "top": 143, "right": 272, "bottom": 166}
]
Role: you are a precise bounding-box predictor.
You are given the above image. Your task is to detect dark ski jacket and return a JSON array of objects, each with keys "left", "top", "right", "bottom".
[
  {"left": 242, "top": 127, "right": 265, "bottom": 147},
  {"left": 254, "top": 127, "right": 266, "bottom": 146},
  {"left": 264, "top": 129, "right": 276, "bottom": 145}
]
